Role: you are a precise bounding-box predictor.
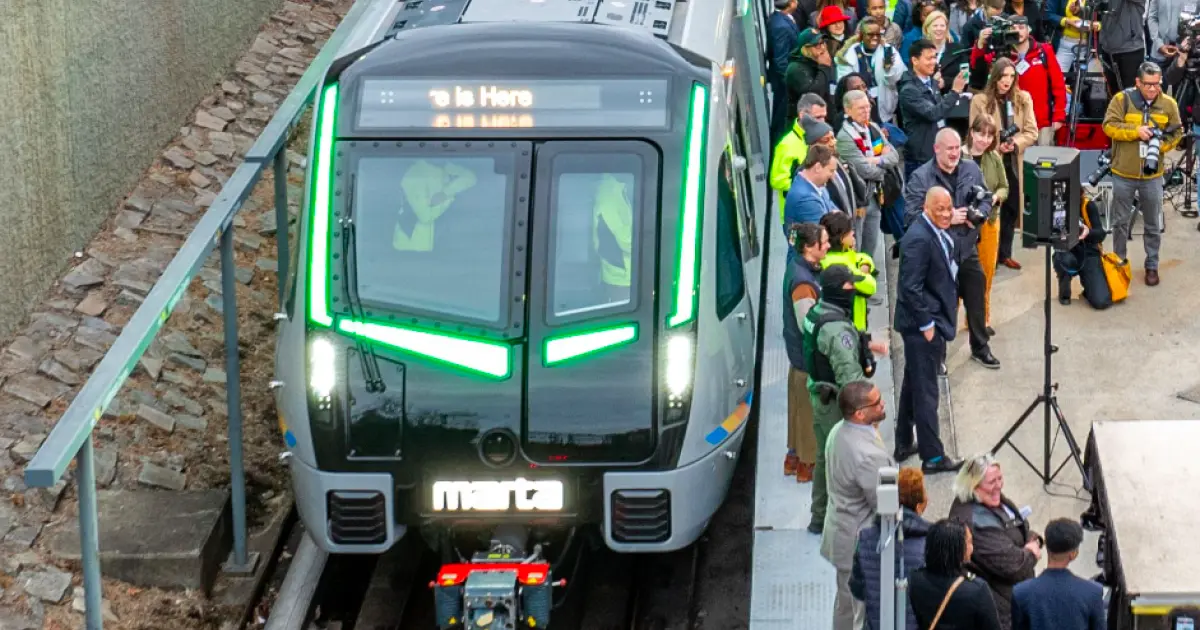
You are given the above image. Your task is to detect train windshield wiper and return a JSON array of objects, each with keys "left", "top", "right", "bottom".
[{"left": 341, "top": 174, "right": 386, "bottom": 393}]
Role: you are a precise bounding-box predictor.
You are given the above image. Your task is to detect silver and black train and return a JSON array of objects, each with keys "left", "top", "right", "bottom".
[{"left": 272, "top": 0, "right": 777, "bottom": 585}]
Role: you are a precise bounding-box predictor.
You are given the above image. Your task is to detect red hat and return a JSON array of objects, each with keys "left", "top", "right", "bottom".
[{"left": 817, "top": 5, "right": 850, "bottom": 28}]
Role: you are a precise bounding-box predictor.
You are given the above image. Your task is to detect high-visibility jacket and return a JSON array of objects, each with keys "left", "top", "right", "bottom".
[
  {"left": 769, "top": 123, "right": 808, "bottom": 222},
  {"left": 592, "top": 174, "right": 634, "bottom": 287},
  {"left": 820, "top": 249, "right": 877, "bottom": 331},
  {"left": 393, "top": 160, "right": 478, "bottom": 251}
]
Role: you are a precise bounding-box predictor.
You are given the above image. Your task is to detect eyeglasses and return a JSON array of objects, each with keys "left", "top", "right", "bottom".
[
  {"left": 863, "top": 30, "right": 882, "bottom": 37},
  {"left": 854, "top": 397, "right": 884, "bottom": 412},
  {"left": 1141, "top": 80, "right": 1162, "bottom": 89}
]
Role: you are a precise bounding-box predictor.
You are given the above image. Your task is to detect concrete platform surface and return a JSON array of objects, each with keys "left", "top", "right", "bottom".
[{"left": 47, "top": 489, "right": 231, "bottom": 593}]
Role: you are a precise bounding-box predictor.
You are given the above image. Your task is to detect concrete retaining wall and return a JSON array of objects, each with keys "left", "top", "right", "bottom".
[{"left": 0, "top": 0, "right": 282, "bottom": 336}]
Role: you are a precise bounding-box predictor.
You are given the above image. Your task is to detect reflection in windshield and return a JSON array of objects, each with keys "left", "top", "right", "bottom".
[
  {"left": 550, "top": 154, "right": 642, "bottom": 318},
  {"left": 353, "top": 155, "right": 513, "bottom": 324}
]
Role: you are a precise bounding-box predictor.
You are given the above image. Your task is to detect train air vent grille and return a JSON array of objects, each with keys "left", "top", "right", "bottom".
[
  {"left": 611, "top": 489, "right": 671, "bottom": 543},
  {"left": 327, "top": 491, "right": 387, "bottom": 545}
]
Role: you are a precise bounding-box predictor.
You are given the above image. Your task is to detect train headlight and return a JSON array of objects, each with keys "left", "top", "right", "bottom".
[
  {"left": 665, "top": 335, "right": 693, "bottom": 398},
  {"left": 309, "top": 336, "right": 336, "bottom": 408}
]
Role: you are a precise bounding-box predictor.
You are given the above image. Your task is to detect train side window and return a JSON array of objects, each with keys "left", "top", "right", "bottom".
[
  {"left": 730, "top": 106, "right": 761, "bottom": 260},
  {"left": 715, "top": 153, "right": 746, "bottom": 321}
]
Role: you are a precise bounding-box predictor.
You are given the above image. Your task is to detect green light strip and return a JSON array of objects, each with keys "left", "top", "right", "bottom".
[
  {"left": 543, "top": 323, "right": 638, "bottom": 367},
  {"left": 338, "top": 319, "right": 512, "bottom": 379},
  {"left": 668, "top": 83, "right": 709, "bottom": 328},
  {"left": 307, "top": 83, "right": 339, "bottom": 328}
]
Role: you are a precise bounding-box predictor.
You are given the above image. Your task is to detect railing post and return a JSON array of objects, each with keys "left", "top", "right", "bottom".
[
  {"left": 876, "top": 467, "right": 900, "bottom": 630},
  {"left": 220, "top": 226, "right": 250, "bottom": 570},
  {"left": 77, "top": 436, "right": 104, "bottom": 630},
  {"left": 273, "top": 150, "right": 289, "bottom": 306}
]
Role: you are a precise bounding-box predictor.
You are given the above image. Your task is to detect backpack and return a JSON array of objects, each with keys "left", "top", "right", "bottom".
[{"left": 1080, "top": 197, "right": 1130, "bottom": 303}]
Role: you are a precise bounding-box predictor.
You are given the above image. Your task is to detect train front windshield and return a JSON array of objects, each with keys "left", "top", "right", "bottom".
[{"left": 349, "top": 149, "right": 647, "bottom": 326}]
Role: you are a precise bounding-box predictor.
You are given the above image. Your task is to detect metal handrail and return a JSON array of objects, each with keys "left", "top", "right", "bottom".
[{"left": 22, "top": 1, "right": 377, "bottom": 627}]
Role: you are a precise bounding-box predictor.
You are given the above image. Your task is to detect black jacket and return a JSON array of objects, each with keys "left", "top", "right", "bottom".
[
  {"left": 902, "top": 159, "right": 991, "bottom": 261},
  {"left": 894, "top": 214, "right": 959, "bottom": 340},
  {"left": 785, "top": 53, "right": 837, "bottom": 127},
  {"left": 896, "top": 70, "right": 966, "bottom": 163},
  {"left": 909, "top": 569, "right": 1004, "bottom": 630},
  {"left": 827, "top": 162, "right": 868, "bottom": 215},
  {"left": 949, "top": 497, "right": 1039, "bottom": 630}
]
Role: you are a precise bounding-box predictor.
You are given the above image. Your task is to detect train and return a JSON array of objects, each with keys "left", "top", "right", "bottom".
[{"left": 271, "top": 0, "right": 776, "bottom": 624}]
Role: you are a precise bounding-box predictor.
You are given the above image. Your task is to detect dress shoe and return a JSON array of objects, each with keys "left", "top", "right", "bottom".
[
  {"left": 807, "top": 520, "right": 824, "bottom": 534},
  {"left": 795, "top": 462, "right": 814, "bottom": 483},
  {"left": 783, "top": 453, "right": 799, "bottom": 476},
  {"left": 938, "top": 362, "right": 947, "bottom": 376},
  {"left": 1000, "top": 258, "right": 1022, "bottom": 270},
  {"left": 985, "top": 326, "right": 996, "bottom": 337},
  {"left": 922, "top": 457, "right": 963, "bottom": 474},
  {"left": 894, "top": 445, "right": 919, "bottom": 462},
  {"left": 1146, "top": 269, "right": 1160, "bottom": 286},
  {"left": 971, "top": 349, "right": 1000, "bottom": 369}
]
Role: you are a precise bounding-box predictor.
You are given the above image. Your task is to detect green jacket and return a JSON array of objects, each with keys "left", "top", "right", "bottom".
[
  {"left": 770, "top": 123, "right": 808, "bottom": 221},
  {"left": 802, "top": 303, "right": 864, "bottom": 390},
  {"left": 820, "top": 250, "right": 876, "bottom": 331}
]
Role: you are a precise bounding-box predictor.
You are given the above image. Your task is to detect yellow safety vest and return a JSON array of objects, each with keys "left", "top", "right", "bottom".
[
  {"left": 820, "top": 249, "right": 877, "bottom": 331},
  {"left": 393, "top": 160, "right": 478, "bottom": 251},
  {"left": 592, "top": 174, "right": 634, "bottom": 287},
  {"left": 769, "top": 124, "right": 809, "bottom": 221}
]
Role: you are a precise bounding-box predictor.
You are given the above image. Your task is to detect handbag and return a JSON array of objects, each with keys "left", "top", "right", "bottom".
[{"left": 927, "top": 575, "right": 966, "bottom": 630}]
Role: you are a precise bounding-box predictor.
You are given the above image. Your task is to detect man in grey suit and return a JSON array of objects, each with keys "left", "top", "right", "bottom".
[{"left": 821, "top": 380, "right": 895, "bottom": 630}]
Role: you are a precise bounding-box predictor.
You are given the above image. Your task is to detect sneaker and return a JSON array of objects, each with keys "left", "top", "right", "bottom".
[
  {"left": 795, "top": 462, "right": 814, "bottom": 483},
  {"left": 783, "top": 453, "right": 799, "bottom": 476}
]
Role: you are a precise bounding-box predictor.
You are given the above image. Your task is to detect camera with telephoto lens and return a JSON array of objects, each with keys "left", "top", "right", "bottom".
[
  {"left": 999, "top": 124, "right": 1020, "bottom": 144},
  {"left": 1087, "top": 150, "right": 1112, "bottom": 187},
  {"left": 1144, "top": 127, "right": 1165, "bottom": 174},
  {"left": 964, "top": 184, "right": 992, "bottom": 227},
  {"left": 1179, "top": 7, "right": 1200, "bottom": 43},
  {"left": 986, "top": 15, "right": 1023, "bottom": 54}
]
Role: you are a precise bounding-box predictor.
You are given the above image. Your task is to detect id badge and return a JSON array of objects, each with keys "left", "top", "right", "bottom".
[
  {"left": 830, "top": 82, "right": 838, "bottom": 95},
  {"left": 1140, "top": 142, "right": 1149, "bottom": 158},
  {"left": 937, "top": 119, "right": 947, "bottom": 128},
  {"left": 1015, "top": 59, "right": 1031, "bottom": 75},
  {"left": 1019, "top": 505, "right": 1033, "bottom": 520}
]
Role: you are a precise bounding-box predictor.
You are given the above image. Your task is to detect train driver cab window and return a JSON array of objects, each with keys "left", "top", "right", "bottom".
[
  {"left": 715, "top": 153, "right": 746, "bottom": 320},
  {"left": 547, "top": 152, "right": 644, "bottom": 319},
  {"left": 351, "top": 153, "right": 517, "bottom": 325}
]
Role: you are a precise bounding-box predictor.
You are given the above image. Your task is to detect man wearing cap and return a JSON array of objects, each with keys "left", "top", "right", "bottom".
[
  {"left": 801, "top": 265, "right": 888, "bottom": 534},
  {"left": 1010, "top": 518, "right": 1106, "bottom": 630},
  {"left": 786, "top": 28, "right": 838, "bottom": 129}
]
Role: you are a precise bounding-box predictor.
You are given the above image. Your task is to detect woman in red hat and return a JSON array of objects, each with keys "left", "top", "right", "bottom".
[{"left": 816, "top": 5, "right": 854, "bottom": 59}]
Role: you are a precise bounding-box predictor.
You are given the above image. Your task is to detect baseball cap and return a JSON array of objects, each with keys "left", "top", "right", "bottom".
[
  {"left": 796, "top": 28, "right": 825, "bottom": 50},
  {"left": 820, "top": 263, "right": 866, "bottom": 291}
]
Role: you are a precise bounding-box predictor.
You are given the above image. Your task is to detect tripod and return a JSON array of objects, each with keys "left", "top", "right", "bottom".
[
  {"left": 990, "top": 244, "right": 1090, "bottom": 490},
  {"left": 1065, "top": 1, "right": 1114, "bottom": 146},
  {"left": 1167, "top": 60, "right": 1200, "bottom": 219}
]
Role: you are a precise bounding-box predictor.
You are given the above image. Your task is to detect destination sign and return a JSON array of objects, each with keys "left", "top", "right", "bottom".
[{"left": 357, "top": 78, "right": 670, "bottom": 129}]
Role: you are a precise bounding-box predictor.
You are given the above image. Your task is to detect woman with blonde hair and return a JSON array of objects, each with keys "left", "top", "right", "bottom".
[
  {"left": 970, "top": 58, "right": 1037, "bottom": 274},
  {"left": 947, "top": 453, "right": 1040, "bottom": 630},
  {"left": 960, "top": 113, "right": 1008, "bottom": 334}
]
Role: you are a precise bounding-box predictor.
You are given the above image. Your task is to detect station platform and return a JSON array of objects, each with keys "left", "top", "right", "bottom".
[{"left": 747, "top": 186, "right": 1200, "bottom": 627}]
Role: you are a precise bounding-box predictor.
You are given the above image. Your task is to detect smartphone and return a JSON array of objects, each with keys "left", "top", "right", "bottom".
[{"left": 960, "top": 62, "right": 971, "bottom": 82}]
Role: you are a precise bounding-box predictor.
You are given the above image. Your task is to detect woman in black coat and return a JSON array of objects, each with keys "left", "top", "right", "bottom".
[
  {"left": 947, "top": 454, "right": 1041, "bottom": 630},
  {"left": 908, "top": 519, "right": 1003, "bottom": 629}
]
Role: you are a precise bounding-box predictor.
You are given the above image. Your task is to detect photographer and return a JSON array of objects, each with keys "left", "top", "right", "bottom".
[
  {"left": 898, "top": 39, "right": 970, "bottom": 177},
  {"left": 969, "top": 58, "right": 1039, "bottom": 270},
  {"left": 903, "top": 128, "right": 1000, "bottom": 369},
  {"left": 959, "top": 0, "right": 1007, "bottom": 80},
  {"left": 1149, "top": 0, "right": 1190, "bottom": 65},
  {"left": 1053, "top": 194, "right": 1109, "bottom": 308},
  {"left": 970, "top": 15, "right": 1068, "bottom": 145},
  {"left": 1098, "top": 0, "right": 1147, "bottom": 91},
  {"left": 1101, "top": 61, "right": 1183, "bottom": 286}
]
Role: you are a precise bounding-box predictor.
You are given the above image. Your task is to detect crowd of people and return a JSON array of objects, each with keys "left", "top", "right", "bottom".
[{"left": 769, "top": 0, "right": 1194, "bottom": 626}]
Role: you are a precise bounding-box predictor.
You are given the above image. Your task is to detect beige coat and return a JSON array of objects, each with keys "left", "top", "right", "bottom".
[
  {"left": 819, "top": 420, "right": 894, "bottom": 571},
  {"left": 969, "top": 90, "right": 1038, "bottom": 213}
]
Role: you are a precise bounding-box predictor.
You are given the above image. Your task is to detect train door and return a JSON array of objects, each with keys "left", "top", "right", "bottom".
[{"left": 714, "top": 149, "right": 755, "bottom": 403}]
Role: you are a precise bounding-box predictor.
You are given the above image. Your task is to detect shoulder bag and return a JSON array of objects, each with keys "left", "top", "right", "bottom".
[{"left": 927, "top": 575, "right": 966, "bottom": 630}]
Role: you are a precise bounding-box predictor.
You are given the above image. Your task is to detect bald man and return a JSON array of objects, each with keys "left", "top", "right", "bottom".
[
  {"left": 894, "top": 184, "right": 962, "bottom": 474},
  {"left": 903, "top": 128, "right": 999, "bottom": 372}
]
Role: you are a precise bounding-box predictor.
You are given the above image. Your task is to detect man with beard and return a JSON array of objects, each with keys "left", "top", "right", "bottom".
[
  {"left": 903, "top": 128, "right": 999, "bottom": 372},
  {"left": 820, "top": 379, "right": 894, "bottom": 630},
  {"left": 802, "top": 265, "right": 889, "bottom": 534}
]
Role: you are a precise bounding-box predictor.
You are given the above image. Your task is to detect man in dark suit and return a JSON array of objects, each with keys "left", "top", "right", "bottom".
[
  {"left": 1011, "top": 519, "right": 1106, "bottom": 630},
  {"left": 893, "top": 186, "right": 962, "bottom": 474},
  {"left": 768, "top": 0, "right": 803, "bottom": 144}
]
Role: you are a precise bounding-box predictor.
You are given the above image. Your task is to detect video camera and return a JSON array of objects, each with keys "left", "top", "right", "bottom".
[
  {"left": 965, "top": 184, "right": 992, "bottom": 227},
  {"left": 1180, "top": 6, "right": 1200, "bottom": 44},
  {"left": 986, "top": 15, "right": 1023, "bottom": 54}
]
